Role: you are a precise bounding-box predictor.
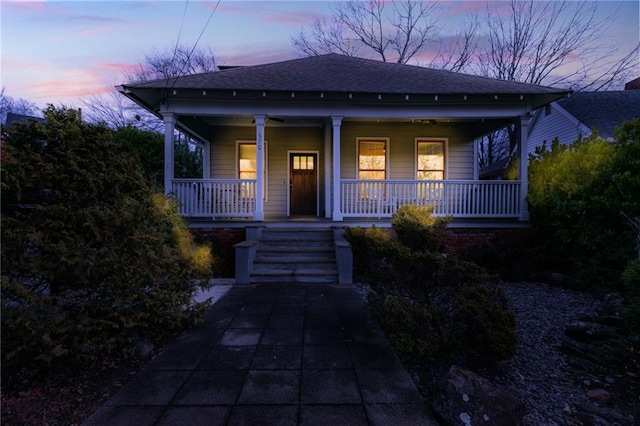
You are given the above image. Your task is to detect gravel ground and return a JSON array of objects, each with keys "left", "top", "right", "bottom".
[{"left": 494, "top": 282, "right": 596, "bottom": 425}]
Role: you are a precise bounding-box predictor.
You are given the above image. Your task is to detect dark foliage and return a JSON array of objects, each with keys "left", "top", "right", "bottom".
[
  {"left": 113, "top": 126, "right": 203, "bottom": 189},
  {"left": 345, "top": 205, "right": 516, "bottom": 367},
  {"left": 528, "top": 118, "right": 640, "bottom": 285},
  {"left": 1, "top": 107, "right": 213, "bottom": 389}
]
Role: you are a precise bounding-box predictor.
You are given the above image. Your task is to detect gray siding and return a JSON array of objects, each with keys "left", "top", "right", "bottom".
[
  {"left": 208, "top": 122, "right": 476, "bottom": 216},
  {"left": 528, "top": 104, "right": 586, "bottom": 153},
  {"left": 209, "top": 126, "right": 325, "bottom": 217},
  {"left": 339, "top": 121, "right": 474, "bottom": 180}
]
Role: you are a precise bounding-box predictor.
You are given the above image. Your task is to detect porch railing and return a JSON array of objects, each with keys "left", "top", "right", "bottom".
[
  {"left": 172, "top": 179, "right": 256, "bottom": 218},
  {"left": 340, "top": 180, "right": 521, "bottom": 218},
  {"left": 171, "top": 179, "right": 520, "bottom": 220}
]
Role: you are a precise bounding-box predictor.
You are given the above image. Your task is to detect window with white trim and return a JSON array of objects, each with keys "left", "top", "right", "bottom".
[
  {"left": 358, "top": 138, "right": 387, "bottom": 180},
  {"left": 416, "top": 139, "right": 445, "bottom": 180},
  {"left": 237, "top": 141, "right": 267, "bottom": 199}
]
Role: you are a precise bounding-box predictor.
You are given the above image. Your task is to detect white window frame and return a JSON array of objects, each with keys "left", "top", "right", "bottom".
[
  {"left": 356, "top": 137, "right": 390, "bottom": 180},
  {"left": 236, "top": 140, "right": 268, "bottom": 201},
  {"left": 415, "top": 137, "right": 448, "bottom": 180}
]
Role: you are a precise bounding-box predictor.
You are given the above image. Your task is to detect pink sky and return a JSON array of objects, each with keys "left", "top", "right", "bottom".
[{"left": 1, "top": 0, "right": 638, "bottom": 108}]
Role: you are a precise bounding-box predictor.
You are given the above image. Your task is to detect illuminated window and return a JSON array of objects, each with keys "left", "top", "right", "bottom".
[
  {"left": 237, "top": 141, "right": 267, "bottom": 198},
  {"left": 292, "top": 154, "right": 314, "bottom": 170},
  {"left": 358, "top": 139, "right": 387, "bottom": 180},
  {"left": 416, "top": 139, "right": 445, "bottom": 180}
]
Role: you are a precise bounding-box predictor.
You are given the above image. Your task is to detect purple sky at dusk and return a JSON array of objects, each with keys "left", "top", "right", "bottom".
[{"left": 1, "top": 0, "right": 639, "bottom": 108}]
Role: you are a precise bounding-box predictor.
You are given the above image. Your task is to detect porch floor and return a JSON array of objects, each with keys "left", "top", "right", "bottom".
[{"left": 187, "top": 215, "right": 530, "bottom": 230}]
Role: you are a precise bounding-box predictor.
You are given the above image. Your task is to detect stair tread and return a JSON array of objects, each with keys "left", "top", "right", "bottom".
[
  {"left": 249, "top": 229, "right": 339, "bottom": 284},
  {"left": 255, "top": 257, "right": 335, "bottom": 263}
]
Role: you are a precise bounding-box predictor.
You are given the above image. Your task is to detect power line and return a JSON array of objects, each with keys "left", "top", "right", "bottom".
[
  {"left": 167, "top": 0, "right": 190, "bottom": 82},
  {"left": 169, "top": 0, "right": 221, "bottom": 91}
]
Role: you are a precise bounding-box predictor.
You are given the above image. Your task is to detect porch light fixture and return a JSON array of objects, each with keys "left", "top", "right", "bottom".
[
  {"left": 434, "top": 95, "right": 439, "bottom": 101},
  {"left": 378, "top": 94, "right": 382, "bottom": 100},
  {"left": 463, "top": 95, "right": 467, "bottom": 100},
  {"left": 291, "top": 92, "right": 295, "bottom": 98},
  {"left": 412, "top": 119, "right": 437, "bottom": 125},
  {"left": 349, "top": 93, "right": 353, "bottom": 99},
  {"left": 262, "top": 92, "right": 266, "bottom": 97},
  {"left": 233, "top": 91, "right": 237, "bottom": 96},
  {"left": 494, "top": 95, "right": 499, "bottom": 100},
  {"left": 172, "top": 90, "right": 177, "bottom": 95},
  {"left": 320, "top": 92, "right": 324, "bottom": 98},
  {"left": 202, "top": 91, "right": 207, "bottom": 96},
  {"left": 405, "top": 95, "right": 410, "bottom": 100}
]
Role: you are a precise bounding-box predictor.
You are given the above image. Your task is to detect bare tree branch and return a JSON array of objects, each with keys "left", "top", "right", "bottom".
[
  {"left": 83, "top": 45, "right": 217, "bottom": 130},
  {"left": 1, "top": 87, "right": 39, "bottom": 124},
  {"left": 471, "top": 0, "right": 634, "bottom": 89},
  {"left": 292, "top": 0, "right": 442, "bottom": 65}
]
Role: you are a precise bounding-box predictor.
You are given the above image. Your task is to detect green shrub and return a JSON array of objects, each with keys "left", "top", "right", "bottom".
[
  {"left": 391, "top": 204, "right": 450, "bottom": 252},
  {"left": 347, "top": 206, "right": 516, "bottom": 367},
  {"left": 528, "top": 120, "right": 640, "bottom": 284},
  {"left": 1, "top": 107, "right": 214, "bottom": 388}
]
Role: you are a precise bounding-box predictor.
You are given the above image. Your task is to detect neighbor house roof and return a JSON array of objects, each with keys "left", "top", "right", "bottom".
[
  {"left": 625, "top": 77, "right": 640, "bottom": 90},
  {"left": 556, "top": 91, "right": 640, "bottom": 139},
  {"left": 125, "top": 54, "right": 567, "bottom": 98},
  {"left": 4, "top": 112, "right": 45, "bottom": 126}
]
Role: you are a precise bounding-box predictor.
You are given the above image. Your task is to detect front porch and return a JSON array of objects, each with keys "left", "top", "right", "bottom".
[{"left": 173, "top": 178, "right": 522, "bottom": 220}]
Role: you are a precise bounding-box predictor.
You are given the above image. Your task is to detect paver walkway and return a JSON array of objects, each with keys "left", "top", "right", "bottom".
[{"left": 83, "top": 284, "right": 439, "bottom": 425}]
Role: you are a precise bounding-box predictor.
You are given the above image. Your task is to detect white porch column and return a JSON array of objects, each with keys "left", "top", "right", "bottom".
[
  {"left": 163, "top": 113, "right": 176, "bottom": 196},
  {"left": 331, "top": 116, "right": 343, "bottom": 221},
  {"left": 254, "top": 115, "right": 266, "bottom": 221},
  {"left": 473, "top": 137, "right": 479, "bottom": 180},
  {"left": 519, "top": 115, "right": 531, "bottom": 221},
  {"left": 203, "top": 141, "right": 211, "bottom": 179},
  {"left": 324, "top": 121, "right": 332, "bottom": 218}
]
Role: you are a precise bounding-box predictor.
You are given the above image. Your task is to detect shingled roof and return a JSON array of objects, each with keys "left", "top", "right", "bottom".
[
  {"left": 127, "top": 54, "right": 565, "bottom": 96},
  {"left": 557, "top": 91, "right": 640, "bottom": 139}
]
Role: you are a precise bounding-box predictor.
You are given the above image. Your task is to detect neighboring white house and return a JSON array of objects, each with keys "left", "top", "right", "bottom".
[{"left": 527, "top": 91, "right": 640, "bottom": 153}]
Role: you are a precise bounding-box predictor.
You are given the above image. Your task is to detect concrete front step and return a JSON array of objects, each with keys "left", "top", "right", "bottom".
[
  {"left": 259, "top": 241, "right": 334, "bottom": 248},
  {"left": 250, "top": 228, "right": 339, "bottom": 284},
  {"left": 250, "top": 274, "right": 338, "bottom": 284},
  {"left": 250, "top": 267, "right": 338, "bottom": 283},
  {"left": 254, "top": 256, "right": 335, "bottom": 263}
]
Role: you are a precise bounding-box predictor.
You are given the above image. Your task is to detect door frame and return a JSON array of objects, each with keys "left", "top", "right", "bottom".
[{"left": 287, "top": 150, "right": 320, "bottom": 217}]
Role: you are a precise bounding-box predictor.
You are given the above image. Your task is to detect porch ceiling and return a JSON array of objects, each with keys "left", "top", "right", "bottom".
[{"left": 175, "top": 114, "right": 512, "bottom": 144}]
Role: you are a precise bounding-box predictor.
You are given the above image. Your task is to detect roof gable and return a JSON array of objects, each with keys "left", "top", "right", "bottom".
[
  {"left": 557, "top": 91, "right": 640, "bottom": 138},
  {"left": 127, "top": 54, "right": 566, "bottom": 97}
]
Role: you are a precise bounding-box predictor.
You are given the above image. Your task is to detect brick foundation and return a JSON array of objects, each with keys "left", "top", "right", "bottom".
[
  {"left": 440, "top": 227, "right": 531, "bottom": 255},
  {"left": 189, "top": 227, "right": 246, "bottom": 277}
]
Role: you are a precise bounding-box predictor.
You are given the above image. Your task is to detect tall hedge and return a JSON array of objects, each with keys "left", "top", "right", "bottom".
[
  {"left": 1, "top": 107, "right": 213, "bottom": 385},
  {"left": 528, "top": 118, "right": 640, "bottom": 284}
]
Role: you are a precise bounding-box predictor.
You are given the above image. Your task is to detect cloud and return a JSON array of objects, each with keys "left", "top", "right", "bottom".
[
  {"left": 440, "top": 1, "right": 485, "bottom": 17},
  {"left": 2, "top": 0, "right": 48, "bottom": 12},
  {"left": 52, "top": 25, "right": 117, "bottom": 42},
  {"left": 91, "top": 61, "right": 140, "bottom": 73},
  {"left": 204, "top": 1, "right": 319, "bottom": 25},
  {"left": 24, "top": 67, "right": 118, "bottom": 106},
  {"left": 219, "top": 46, "right": 296, "bottom": 66}
]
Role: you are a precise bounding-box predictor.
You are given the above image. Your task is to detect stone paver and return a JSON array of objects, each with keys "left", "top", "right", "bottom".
[{"left": 83, "top": 284, "right": 440, "bottom": 425}]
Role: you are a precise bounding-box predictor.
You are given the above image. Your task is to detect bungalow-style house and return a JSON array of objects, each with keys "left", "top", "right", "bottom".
[
  {"left": 527, "top": 91, "right": 640, "bottom": 153},
  {"left": 118, "top": 54, "right": 569, "bottom": 227}
]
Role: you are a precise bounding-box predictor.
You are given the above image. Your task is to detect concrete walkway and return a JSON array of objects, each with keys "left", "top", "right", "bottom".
[{"left": 83, "top": 283, "right": 439, "bottom": 426}]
